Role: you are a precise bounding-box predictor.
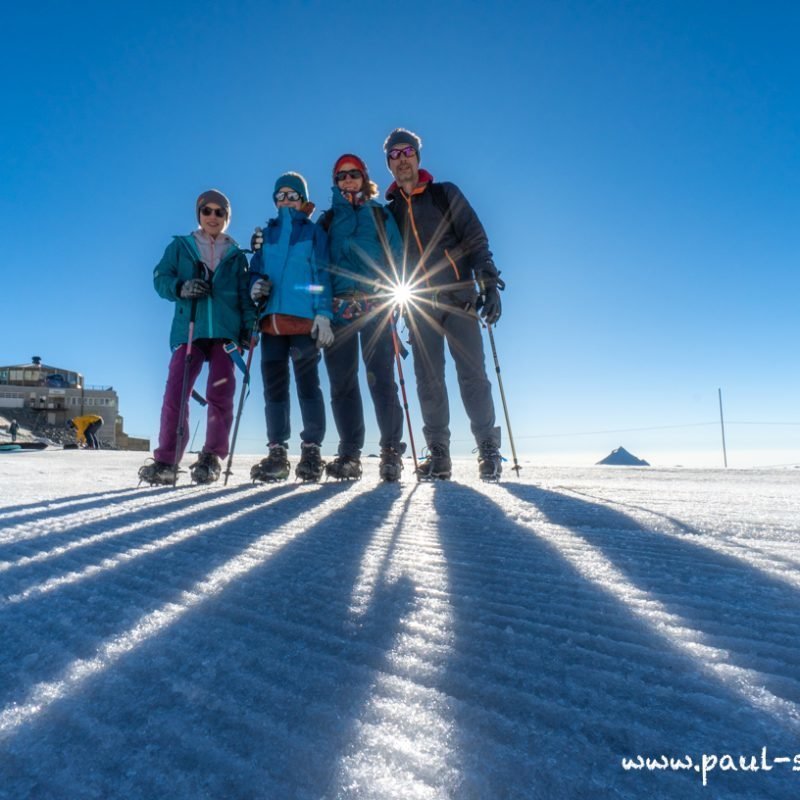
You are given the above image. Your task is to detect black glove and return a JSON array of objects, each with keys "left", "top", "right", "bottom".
[
  {"left": 180, "top": 279, "right": 211, "bottom": 299},
  {"left": 477, "top": 285, "right": 502, "bottom": 325},
  {"left": 250, "top": 226, "right": 264, "bottom": 252}
]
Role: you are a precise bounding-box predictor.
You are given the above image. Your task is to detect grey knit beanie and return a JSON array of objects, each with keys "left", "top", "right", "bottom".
[
  {"left": 196, "top": 189, "right": 231, "bottom": 228},
  {"left": 383, "top": 128, "right": 422, "bottom": 162}
]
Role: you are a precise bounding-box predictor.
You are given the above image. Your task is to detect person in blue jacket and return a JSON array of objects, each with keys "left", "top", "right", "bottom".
[
  {"left": 139, "top": 189, "right": 256, "bottom": 486},
  {"left": 248, "top": 172, "right": 334, "bottom": 483},
  {"left": 320, "top": 154, "right": 406, "bottom": 481}
]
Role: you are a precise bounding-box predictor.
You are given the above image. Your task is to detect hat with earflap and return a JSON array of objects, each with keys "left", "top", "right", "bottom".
[
  {"left": 196, "top": 189, "right": 231, "bottom": 230},
  {"left": 383, "top": 128, "right": 422, "bottom": 163}
]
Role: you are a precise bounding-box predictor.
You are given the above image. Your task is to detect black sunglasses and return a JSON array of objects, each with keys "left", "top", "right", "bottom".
[
  {"left": 387, "top": 146, "right": 416, "bottom": 160},
  {"left": 274, "top": 190, "right": 302, "bottom": 202},
  {"left": 200, "top": 206, "right": 226, "bottom": 218},
  {"left": 335, "top": 169, "right": 363, "bottom": 182}
]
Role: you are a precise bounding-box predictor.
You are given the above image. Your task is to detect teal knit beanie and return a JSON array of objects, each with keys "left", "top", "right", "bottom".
[{"left": 273, "top": 172, "right": 309, "bottom": 202}]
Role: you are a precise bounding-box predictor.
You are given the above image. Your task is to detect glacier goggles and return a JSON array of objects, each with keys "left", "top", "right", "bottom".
[
  {"left": 273, "top": 190, "right": 303, "bottom": 203},
  {"left": 200, "top": 206, "right": 226, "bottom": 218},
  {"left": 334, "top": 169, "right": 363, "bottom": 182},
  {"left": 387, "top": 146, "right": 417, "bottom": 160}
]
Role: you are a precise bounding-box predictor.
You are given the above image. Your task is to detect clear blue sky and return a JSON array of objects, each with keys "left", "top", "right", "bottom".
[{"left": 3, "top": 1, "right": 799, "bottom": 467}]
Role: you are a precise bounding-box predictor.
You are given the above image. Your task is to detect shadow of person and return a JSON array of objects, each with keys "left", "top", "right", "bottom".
[
  {"left": 0, "top": 481, "right": 418, "bottom": 800},
  {"left": 505, "top": 483, "right": 800, "bottom": 701},
  {"left": 430, "top": 481, "right": 798, "bottom": 800}
]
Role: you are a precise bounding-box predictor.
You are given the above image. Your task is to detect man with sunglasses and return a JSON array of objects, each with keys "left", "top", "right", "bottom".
[{"left": 383, "top": 128, "right": 504, "bottom": 481}]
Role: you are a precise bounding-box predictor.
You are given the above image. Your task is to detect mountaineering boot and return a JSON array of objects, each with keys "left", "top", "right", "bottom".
[
  {"left": 138, "top": 459, "right": 177, "bottom": 486},
  {"left": 295, "top": 442, "right": 325, "bottom": 482},
  {"left": 325, "top": 454, "right": 362, "bottom": 481},
  {"left": 415, "top": 443, "right": 451, "bottom": 481},
  {"left": 378, "top": 446, "right": 403, "bottom": 482},
  {"left": 477, "top": 441, "right": 503, "bottom": 481},
  {"left": 250, "top": 444, "right": 290, "bottom": 483},
  {"left": 189, "top": 451, "right": 221, "bottom": 484}
]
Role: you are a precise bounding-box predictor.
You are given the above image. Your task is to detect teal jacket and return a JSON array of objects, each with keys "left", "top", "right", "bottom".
[
  {"left": 153, "top": 234, "right": 256, "bottom": 349},
  {"left": 326, "top": 190, "right": 404, "bottom": 297},
  {"left": 249, "top": 207, "right": 332, "bottom": 322}
]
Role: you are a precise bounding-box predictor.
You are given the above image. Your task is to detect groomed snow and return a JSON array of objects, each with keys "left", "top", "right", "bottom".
[{"left": 1, "top": 451, "right": 799, "bottom": 799}]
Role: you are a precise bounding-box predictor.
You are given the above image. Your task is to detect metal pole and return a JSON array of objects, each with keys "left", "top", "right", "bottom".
[
  {"left": 390, "top": 318, "right": 419, "bottom": 478},
  {"left": 718, "top": 388, "right": 728, "bottom": 468},
  {"left": 173, "top": 265, "right": 202, "bottom": 485},
  {"left": 485, "top": 323, "right": 522, "bottom": 476},
  {"left": 223, "top": 314, "right": 261, "bottom": 486}
]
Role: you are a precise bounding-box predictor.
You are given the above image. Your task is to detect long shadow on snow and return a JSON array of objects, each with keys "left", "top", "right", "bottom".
[
  {"left": 0, "top": 482, "right": 339, "bottom": 705},
  {"left": 0, "top": 483, "right": 254, "bottom": 563},
  {"left": 563, "top": 485, "right": 800, "bottom": 574},
  {"left": 0, "top": 485, "right": 172, "bottom": 526},
  {"left": 0, "top": 482, "right": 417, "bottom": 800},
  {"left": 432, "top": 482, "right": 798, "bottom": 800},
  {"left": 505, "top": 483, "right": 800, "bottom": 700}
]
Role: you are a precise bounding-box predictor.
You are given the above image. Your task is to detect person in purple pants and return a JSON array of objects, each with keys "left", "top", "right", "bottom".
[{"left": 138, "top": 189, "right": 256, "bottom": 486}]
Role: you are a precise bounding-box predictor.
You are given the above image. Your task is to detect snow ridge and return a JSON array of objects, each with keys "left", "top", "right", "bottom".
[{"left": 0, "top": 453, "right": 799, "bottom": 799}]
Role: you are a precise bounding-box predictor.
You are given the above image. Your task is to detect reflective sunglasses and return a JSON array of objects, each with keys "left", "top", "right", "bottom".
[
  {"left": 387, "top": 146, "right": 417, "bottom": 160},
  {"left": 200, "top": 206, "right": 226, "bottom": 218},
  {"left": 274, "top": 190, "right": 302, "bottom": 202},
  {"left": 335, "top": 169, "right": 363, "bottom": 182}
]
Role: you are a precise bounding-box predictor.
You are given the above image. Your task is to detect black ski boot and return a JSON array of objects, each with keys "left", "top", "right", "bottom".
[
  {"left": 477, "top": 441, "right": 503, "bottom": 481},
  {"left": 250, "top": 444, "right": 290, "bottom": 483},
  {"left": 415, "top": 443, "right": 451, "bottom": 481},
  {"left": 190, "top": 451, "right": 221, "bottom": 484},
  {"left": 378, "top": 446, "right": 403, "bottom": 482},
  {"left": 138, "top": 459, "right": 177, "bottom": 486},
  {"left": 295, "top": 442, "right": 325, "bottom": 482},
  {"left": 325, "top": 454, "right": 362, "bottom": 481}
]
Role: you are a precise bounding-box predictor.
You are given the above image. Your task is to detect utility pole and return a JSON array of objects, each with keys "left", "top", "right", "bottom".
[{"left": 718, "top": 388, "right": 728, "bottom": 468}]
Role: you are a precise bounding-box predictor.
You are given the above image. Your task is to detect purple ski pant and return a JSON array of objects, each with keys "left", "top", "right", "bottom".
[{"left": 154, "top": 339, "right": 235, "bottom": 465}]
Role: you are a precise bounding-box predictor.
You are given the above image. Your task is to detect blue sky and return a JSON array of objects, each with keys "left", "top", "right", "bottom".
[{"left": 3, "top": 1, "right": 799, "bottom": 467}]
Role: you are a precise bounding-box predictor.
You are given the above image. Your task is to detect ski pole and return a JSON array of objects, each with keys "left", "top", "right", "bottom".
[
  {"left": 173, "top": 264, "right": 202, "bottom": 485},
  {"left": 483, "top": 320, "right": 521, "bottom": 476},
  {"left": 188, "top": 420, "right": 201, "bottom": 453},
  {"left": 223, "top": 313, "right": 261, "bottom": 486},
  {"left": 390, "top": 313, "right": 419, "bottom": 479}
]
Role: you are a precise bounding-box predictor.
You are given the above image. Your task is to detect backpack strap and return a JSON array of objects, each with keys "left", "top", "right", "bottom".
[
  {"left": 318, "top": 208, "right": 334, "bottom": 232},
  {"left": 370, "top": 205, "right": 392, "bottom": 262},
  {"left": 428, "top": 183, "right": 455, "bottom": 237}
]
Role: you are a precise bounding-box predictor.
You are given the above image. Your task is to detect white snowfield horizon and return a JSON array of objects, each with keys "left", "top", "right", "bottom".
[{"left": 1, "top": 451, "right": 799, "bottom": 799}]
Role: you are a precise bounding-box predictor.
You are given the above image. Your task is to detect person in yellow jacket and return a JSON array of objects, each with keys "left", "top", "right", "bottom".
[{"left": 68, "top": 414, "right": 104, "bottom": 449}]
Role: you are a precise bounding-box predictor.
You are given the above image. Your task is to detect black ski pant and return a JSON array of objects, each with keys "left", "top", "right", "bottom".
[
  {"left": 407, "top": 304, "right": 500, "bottom": 449},
  {"left": 323, "top": 314, "right": 404, "bottom": 457},
  {"left": 260, "top": 332, "right": 325, "bottom": 448},
  {"left": 84, "top": 420, "right": 102, "bottom": 450}
]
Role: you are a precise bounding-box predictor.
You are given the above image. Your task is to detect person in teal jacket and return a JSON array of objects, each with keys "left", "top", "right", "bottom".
[
  {"left": 248, "top": 172, "right": 334, "bottom": 483},
  {"left": 320, "top": 154, "right": 406, "bottom": 482},
  {"left": 138, "top": 189, "right": 255, "bottom": 486}
]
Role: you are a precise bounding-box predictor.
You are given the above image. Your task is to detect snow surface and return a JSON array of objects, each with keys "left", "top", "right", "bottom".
[{"left": 1, "top": 451, "right": 799, "bottom": 799}]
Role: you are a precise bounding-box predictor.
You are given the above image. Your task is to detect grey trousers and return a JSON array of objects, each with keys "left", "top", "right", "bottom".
[{"left": 407, "top": 304, "right": 500, "bottom": 449}]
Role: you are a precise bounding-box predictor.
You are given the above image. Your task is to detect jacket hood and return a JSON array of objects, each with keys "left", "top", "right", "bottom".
[{"left": 385, "top": 168, "right": 435, "bottom": 200}]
